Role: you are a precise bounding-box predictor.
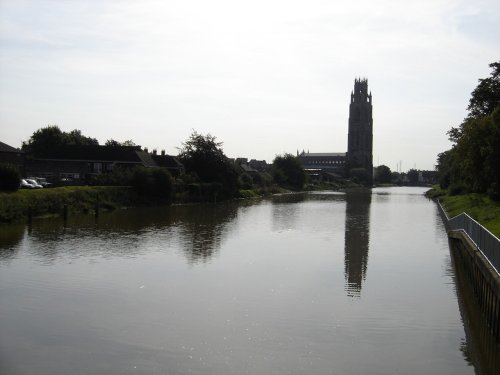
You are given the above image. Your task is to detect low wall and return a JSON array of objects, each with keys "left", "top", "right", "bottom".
[{"left": 448, "top": 230, "right": 500, "bottom": 340}]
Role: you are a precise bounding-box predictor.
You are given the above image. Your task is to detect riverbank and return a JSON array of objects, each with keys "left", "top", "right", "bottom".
[
  {"left": 0, "top": 186, "right": 136, "bottom": 223},
  {"left": 426, "top": 187, "right": 500, "bottom": 237},
  {"left": 0, "top": 184, "right": 292, "bottom": 224}
]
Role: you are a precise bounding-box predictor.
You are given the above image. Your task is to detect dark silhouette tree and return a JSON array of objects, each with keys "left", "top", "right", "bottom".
[
  {"left": 272, "top": 153, "right": 306, "bottom": 190},
  {"left": 22, "top": 125, "right": 98, "bottom": 156},
  {"left": 177, "top": 131, "right": 238, "bottom": 197},
  {"left": 374, "top": 165, "right": 392, "bottom": 184},
  {"left": 0, "top": 163, "right": 20, "bottom": 191}
]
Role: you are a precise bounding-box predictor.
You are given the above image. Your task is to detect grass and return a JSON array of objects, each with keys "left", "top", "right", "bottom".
[
  {"left": 430, "top": 187, "right": 500, "bottom": 237},
  {"left": 0, "top": 186, "right": 135, "bottom": 223}
]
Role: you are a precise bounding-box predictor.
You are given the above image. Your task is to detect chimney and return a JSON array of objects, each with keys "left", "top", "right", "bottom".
[
  {"left": 144, "top": 147, "right": 148, "bottom": 153},
  {"left": 161, "top": 150, "right": 165, "bottom": 156},
  {"left": 153, "top": 149, "right": 157, "bottom": 155}
]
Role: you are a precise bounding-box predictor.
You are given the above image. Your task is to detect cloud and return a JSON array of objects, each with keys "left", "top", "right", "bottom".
[{"left": 1, "top": 0, "right": 499, "bottom": 169}]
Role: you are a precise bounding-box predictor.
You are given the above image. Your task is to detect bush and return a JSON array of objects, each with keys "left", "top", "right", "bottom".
[
  {"left": 272, "top": 154, "right": 306, "bottom": 190},
  {"left": 0, "top": 163, "right": 20, "bottom": 191},
  {"left": 93, "top": 166, "right": 133, "bottom": 186},
  {"left": 132, "top": 167, "right": 173, "bottom": 202},
  {"left": 238, "top": 173, "right": 253, "bottom": 189},
  {"left": 449, "top": 183, "right": 467, "bottom": 196}
]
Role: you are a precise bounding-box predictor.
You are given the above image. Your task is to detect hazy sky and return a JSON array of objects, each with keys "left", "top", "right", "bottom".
[{"left": 1, "top": 0, "right": 499, "bottom": 171}]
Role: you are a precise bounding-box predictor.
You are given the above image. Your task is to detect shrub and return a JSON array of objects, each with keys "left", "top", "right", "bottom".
[
  {"left": 0, "top": 163, "right": 20, "bottom": 191},
  {"left": 132, "top": 167, "right": 173, "bottom": 202}
]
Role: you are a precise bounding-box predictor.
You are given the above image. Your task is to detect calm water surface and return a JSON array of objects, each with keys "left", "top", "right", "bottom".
[{"left": 0, "top": 187, "right": 497, "bottom": 374}]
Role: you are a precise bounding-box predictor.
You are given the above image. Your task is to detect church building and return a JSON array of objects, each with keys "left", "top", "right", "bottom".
[{"left": 297, "top": 78, "right": 373, "bottom": 184}]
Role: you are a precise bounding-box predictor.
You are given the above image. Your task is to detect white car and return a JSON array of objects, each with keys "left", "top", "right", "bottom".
[
  {"left": 20, "top": 179, "right": 35, "bottom": 188},
  {"left": 25, "top": 179, "right": 44, "bottom": 188}
]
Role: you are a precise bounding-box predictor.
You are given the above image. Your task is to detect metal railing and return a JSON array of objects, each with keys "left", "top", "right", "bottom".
[{"left": 438, "top": 201, "right": 500, "bottom": 275}]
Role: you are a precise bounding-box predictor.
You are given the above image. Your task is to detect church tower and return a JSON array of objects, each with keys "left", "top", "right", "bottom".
[{"left": 347, "top": 78, "right": 373, "bottom": 185}]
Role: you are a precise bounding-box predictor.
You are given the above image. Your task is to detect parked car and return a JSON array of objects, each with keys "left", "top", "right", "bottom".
[
  {"left": 20, "top": 179, "right": 35, "bottom": 188},
  {"left": 28, "top": 177, "right": 52, "bottom": 187},
  {"left": 25, "top": 179, "right": 44, "bottom": 188}
]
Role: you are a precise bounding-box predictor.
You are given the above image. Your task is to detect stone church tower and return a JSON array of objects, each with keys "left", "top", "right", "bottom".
[{"left": 347, "top": 78, "right": 373, "bottom": 184}]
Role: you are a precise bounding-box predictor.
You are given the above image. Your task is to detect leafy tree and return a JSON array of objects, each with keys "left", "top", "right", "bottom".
[
  {"left": 436, "top": 61, "right": 500, "bottom": 199},
  {"left": 272, "top": 153, "right": 306, "bottom": 190},
  {"left": 448, "top": 61, "right": 500, "bottom": 142},
  {"left": 22, "top": 125, "right": 98, "bottom": 156},
  {"left": 407, "top": 169, "right": 419, "bottom": 184},
  {"left": 0, "top": 163, "right": 20, "bottom": 191},
  {"left": 177, "top": 131, "right": 238, "bottom": 196},
  {"left": 132, "top": 167, "right": 173, "bottom": 201},
  {"left": 467, "top": 61, "right": 500, "bottom": 119},
  {"left": 105, "top": 139, "right": 137, "bottom": 147},
  {"left": 374, "top": 165, "right": 392, "bottom": 184},
  {"left": 66, "top": 129, "right": 99, "bottom": 146}
]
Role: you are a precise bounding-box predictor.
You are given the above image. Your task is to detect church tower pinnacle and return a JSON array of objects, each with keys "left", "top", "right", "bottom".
[{"left": 347, "top": 78, "right": 373, "bottom": 185}]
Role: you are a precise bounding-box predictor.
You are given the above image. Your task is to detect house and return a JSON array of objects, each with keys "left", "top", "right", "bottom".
[
  {"left": 24, "top": 145, "right": 184, "bottom": 183},
  {"left": 151, "top": 150, "right": 185, "bottom": 177},
  {"left": 0, "top": 141, "right": 24, "bottom": 173},
  {"left": 248, "top": 159, "right": 268, "bottom": 172}
]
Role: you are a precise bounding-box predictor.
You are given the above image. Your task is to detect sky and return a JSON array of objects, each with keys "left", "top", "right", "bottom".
[{"left": 1, "top": 0, "right": 499, "bottom": 171}]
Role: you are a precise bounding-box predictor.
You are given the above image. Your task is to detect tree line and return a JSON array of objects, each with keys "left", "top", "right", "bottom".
[
  {"left": 1, "top": 126, "right": 307, "bottom": 200},
  {"left": 436, "top": 61, "right": 500, "bottom": 199}
]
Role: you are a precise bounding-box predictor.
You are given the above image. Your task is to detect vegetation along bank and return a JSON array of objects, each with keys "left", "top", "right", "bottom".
[{"left": 430, "top": 60, "right": 500, "bottom": 238}]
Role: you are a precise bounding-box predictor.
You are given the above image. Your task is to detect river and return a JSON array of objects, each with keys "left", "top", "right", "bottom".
[{"left": 0, "top": 187, "right": 498, "bottom": 374}]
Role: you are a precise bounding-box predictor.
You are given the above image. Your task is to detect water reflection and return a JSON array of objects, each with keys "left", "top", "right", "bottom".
[
  {"left": 344, "top": 189, "right": 371, "bottom": 298},
  {"left": 0, "top": 224, "right": 25, "bottom": 260},
  {"left": 2, "top": 203, "right": 239, "bottom": 265},
  {"left": 175, "top": 202, "right": 238, "bottom": 264}
]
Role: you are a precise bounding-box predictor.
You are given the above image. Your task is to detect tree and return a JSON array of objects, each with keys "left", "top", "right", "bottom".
[
  {"left": 132, "top": 167, "right": 173, "bottom": 201},
  {"left": 407, "top": 169, "right": 419, "bottom": 184},
  {"left": 374, "top": 165, "right": 392, "bottom": 184},
  {"left": 436, "top": 61, "right": 500, "bottom": 199},
  {"left": 177, "top": 131, "right": 239, "bottom": 196},
  {"left": 272, "top": 153, "right": 306, "bottom": 190},
  {"left": 105, "top": 139, "right": 137, "bottom": 147},
  {"left": 448, "top": 61, "right": 500, "bottom": 142},
  {"left": 0, "top": 163, "right": 20, "bottom": 191},
  {"left": 467, "top": 61, "right": 500, "bottom": 119},
  {"left": 22, "top": 125, "right": 98, "bottom": 156}
]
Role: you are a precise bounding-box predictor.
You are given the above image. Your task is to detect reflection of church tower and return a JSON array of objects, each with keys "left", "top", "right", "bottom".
[
  {"left": 347, "top": 78, "right": 373, "bottom": 185},
  {"left": 344, "top": 190, "right": 371, "bottom": 298}
]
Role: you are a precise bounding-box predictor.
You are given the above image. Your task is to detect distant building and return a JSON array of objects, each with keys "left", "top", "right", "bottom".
[
  {"left": 248, "top": 159, "right": 268, "bottom": 172},
  {"left": 298, "top": 78, "right": 374, "bottom": 184},
  {"left": 151, "top": 150, "right": 185, "bottom": 177},
  {"left": 0, "top": 141, "right": 24, "bottom": 173}
]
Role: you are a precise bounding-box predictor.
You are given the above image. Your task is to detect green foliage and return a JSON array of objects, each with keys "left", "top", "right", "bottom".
[
  {"left": 105, "top": 139, "right": 137, "bottom": 147},
  {"left": 437, "top": 61, "right": 500, "bottom": 198},
  {"left": 238, "top": 173, "right": 253, "bottom": 189},
  {"left": 93, "top": 166, "right": 134, "bottom": 186},
  {"left": 0, "top": 163, "right": 20, "bottom": 191},
  {"left": 374, "top": 165, "right": 392, "bottom": 184},
  {"left": 178, "top": 131, "right": 239, "bottom": 197},
  {"left": 0, "top": 186, "right": 135, "bottom": 223},
  {"left": 131, "top": 167, "right": 173, "bottom": 202},
  {"left": 272, "top": 153, "right": 306, "bottom": 190},
  {"left": 22, "top": 125, "right": 98, "bottom": 156},
  {"left": 407, "top": 169, "right": 419, "bottom": 184}
]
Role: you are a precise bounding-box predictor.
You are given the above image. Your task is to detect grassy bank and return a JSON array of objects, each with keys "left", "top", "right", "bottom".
[
  {"left": 427, "top": 187, "right": 500, "bottom": 237},
  {"left": 0, "top": 186, "right": 136, "bottom": 223},
  {"left": 0, "top": 184, "right": 292, "bottom": 224}
]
